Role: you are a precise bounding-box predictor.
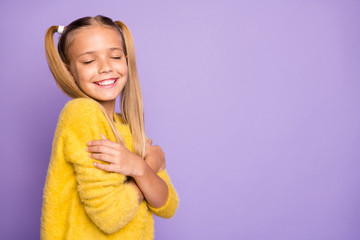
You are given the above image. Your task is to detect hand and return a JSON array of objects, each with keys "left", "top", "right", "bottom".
[
  {"left": 86, "top": 135, "right": 145, "bottom": 177},
  {"left": 145, "top": 139, "right": 166, "bottom": 173}
]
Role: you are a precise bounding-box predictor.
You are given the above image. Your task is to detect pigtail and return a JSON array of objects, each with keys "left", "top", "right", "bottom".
[
  {"left": 115, "top": 21, "right": 146, "bottom": 158},
  {"left": 44, "top": 26, "right": 86, "bottom": 99}
]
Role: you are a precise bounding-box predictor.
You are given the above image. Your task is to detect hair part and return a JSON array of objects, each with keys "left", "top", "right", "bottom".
[{"left": 45, "top": 15, "right": 146, "bottom": 158}]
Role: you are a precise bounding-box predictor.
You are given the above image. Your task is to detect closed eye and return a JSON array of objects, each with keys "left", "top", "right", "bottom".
[{"left": 83, "top": 60, "right": 94, "bottom": 65}]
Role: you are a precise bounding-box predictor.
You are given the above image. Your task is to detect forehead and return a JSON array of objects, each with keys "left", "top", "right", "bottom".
[{"left": 69, "top": 26, "right": 123, "bottom": 55}]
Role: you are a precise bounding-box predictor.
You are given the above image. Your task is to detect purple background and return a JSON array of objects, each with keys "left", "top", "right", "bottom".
[{"left": 1, "top": 0, "right": 360, "bottom": 239}]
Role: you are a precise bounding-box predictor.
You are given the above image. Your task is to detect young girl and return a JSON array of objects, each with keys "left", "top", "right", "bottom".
[{"left": 41, "top": 15, "right": 178, "bottom": 240}]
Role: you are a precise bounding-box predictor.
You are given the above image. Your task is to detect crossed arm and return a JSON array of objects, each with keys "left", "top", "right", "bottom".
[
  {"left": 86, "top": 136, "right": 169, "bottom": 208},
  {"left": 60, "top": 99, "right": 178, "bottom": 234}
]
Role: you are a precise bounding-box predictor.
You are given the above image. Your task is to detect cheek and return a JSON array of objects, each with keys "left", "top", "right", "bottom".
[
  {"left": 74, "top": 65, "right": 96, "bottom": 84},
  {"left": 124, "top": 66, "right": 128, "bottom": 77},
  {"left": 121, "top": 63, "right": 128, "bottom": 76},
  {"left": 117, "top": 59, "right": 128, "bottom": 73}
]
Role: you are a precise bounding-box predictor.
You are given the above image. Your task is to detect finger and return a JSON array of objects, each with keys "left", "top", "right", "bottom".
[
  {"left": 89, "top": 153, "right": 115, "bottom": 163},
  {"left": 147, "top": 139, "right": 153, "bottom": 145},
  {"left": 88, "top": 139, "right": 119, "bottom": 150},
  {"left": 86, "top": 145, "right": 118, "bottom": 156},
  {"left": 93, "top": 162, "right": 114, "bottom": 172}
]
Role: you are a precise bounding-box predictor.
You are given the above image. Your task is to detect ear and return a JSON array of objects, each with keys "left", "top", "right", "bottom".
[{"left": 65, "top": 63, "right": 72, "bottom": 75}]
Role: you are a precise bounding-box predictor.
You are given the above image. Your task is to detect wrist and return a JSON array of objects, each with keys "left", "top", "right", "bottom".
[
  {"left": 133, "top": 159, "right": 153, "bottom": 180},
  {"left": 133, "top": 156, "right": 150, "bottom": 178},
  {"left": 144, "top": 156, "right": 156, "bottom": 172}
]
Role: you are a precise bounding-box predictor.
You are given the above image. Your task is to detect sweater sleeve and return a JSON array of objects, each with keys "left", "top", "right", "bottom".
[
  {"left": 59, "top": 98, "right": 140, "bottom": 234},
  {"left": 147, "top": 169, "right": 179, "bottom": 218}
]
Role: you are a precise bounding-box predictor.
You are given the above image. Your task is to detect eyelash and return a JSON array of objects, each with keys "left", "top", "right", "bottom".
[
  {"left": 83, "top": 60, "right": 94, "bottom": 65},
  {"left": 83, "top": 57, "right": 121, "bottom": 65}
]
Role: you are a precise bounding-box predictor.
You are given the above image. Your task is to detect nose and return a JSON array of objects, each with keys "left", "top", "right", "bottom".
[{"left": 98, "top": 58, "right": 112, "bottom": 74}]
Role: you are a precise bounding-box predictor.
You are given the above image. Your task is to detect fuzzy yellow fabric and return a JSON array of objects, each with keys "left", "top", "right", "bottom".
[{"left": 41, "top": 98, "right": 178, "bottom": 240}]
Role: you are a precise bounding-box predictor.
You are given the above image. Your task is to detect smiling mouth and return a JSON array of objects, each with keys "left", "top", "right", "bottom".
[{"left": 94, "top": 78, "right": 118, "bottom": 86}]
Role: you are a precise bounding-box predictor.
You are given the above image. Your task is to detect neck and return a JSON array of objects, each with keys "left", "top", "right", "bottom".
[{"left": 98, "top": 100, "right": 116, "bottom": 121}]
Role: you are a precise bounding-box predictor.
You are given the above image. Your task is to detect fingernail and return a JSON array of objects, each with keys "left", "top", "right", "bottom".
[
  {"left": 87, "top": 142, "right": 91, "bottom": 146},
  {"left": 85, "top": 147, "right": 88, "bottom": 151},
  {"left": 93, "top": 162, "right": 97, "bottom": 166}
]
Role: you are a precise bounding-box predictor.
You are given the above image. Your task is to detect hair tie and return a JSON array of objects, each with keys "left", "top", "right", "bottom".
[{"left": 57, "top": 25, "right": 65, "bottom": 34}]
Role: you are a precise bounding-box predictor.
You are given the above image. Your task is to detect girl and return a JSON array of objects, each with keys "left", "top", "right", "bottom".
[{"left": 41, "top": 15, "right": 178, "bottom": 240}]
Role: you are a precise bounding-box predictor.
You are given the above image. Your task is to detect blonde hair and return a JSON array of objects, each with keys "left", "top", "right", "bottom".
[{"left": 44, "top": 16, "right": 146, "bottom": 158}]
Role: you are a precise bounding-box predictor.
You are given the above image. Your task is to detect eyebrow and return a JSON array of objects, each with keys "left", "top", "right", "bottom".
[{"left": 77, "top": 48, "right": 124, "bottom": 58}]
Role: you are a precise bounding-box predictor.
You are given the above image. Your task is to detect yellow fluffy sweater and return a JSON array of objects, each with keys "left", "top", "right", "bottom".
[{"left": 41, "top": 98, "right": 178, "bottom": 240}]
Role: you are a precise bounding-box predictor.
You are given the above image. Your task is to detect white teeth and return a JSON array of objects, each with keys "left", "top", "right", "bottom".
[{"left": 97, "top": 79, "right": 116, "bottom": 86}]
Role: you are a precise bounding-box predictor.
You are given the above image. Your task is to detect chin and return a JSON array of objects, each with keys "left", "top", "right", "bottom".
[
  {"left": 91, "top": 92, "right": 120, "bottom": 101},
  {"left": 95, "top": 97, "right": 118, "bottom": 102}
]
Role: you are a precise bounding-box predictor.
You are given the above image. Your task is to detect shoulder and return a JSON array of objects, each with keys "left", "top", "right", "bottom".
[
  {"left": 58, "top": 98, "right": 106, "bottom": 129},
  {"left": 62, "top": 98, "right": 101, "bottom": 117}
]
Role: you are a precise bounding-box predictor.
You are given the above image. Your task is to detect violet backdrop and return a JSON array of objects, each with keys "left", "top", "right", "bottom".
[{"left": 1, "top": 0, "right": 359, "bottom": 239}]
